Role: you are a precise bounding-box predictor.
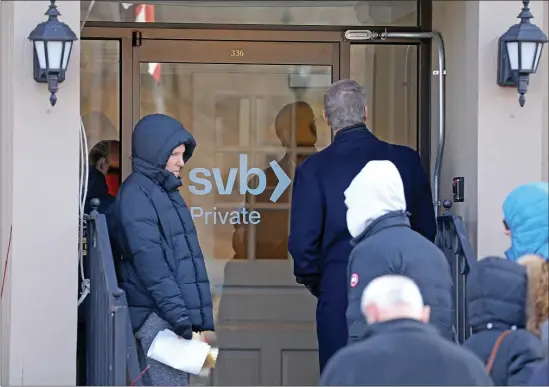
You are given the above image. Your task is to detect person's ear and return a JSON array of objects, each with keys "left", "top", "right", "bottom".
[
  {"left": 322, "top": 110, "right": 329, "bottom": 125},
  {"left": 421, "top": 306, "right": 431, "bottom": 323},
  {"left": 364, "top": 304, "right": 378, "bottom": 324},
  {"left": 364, "top": 106, "right": 368, "bottom": 122},
  {"left": 97, "top": 157, "right": 109, "bottom": 174}
]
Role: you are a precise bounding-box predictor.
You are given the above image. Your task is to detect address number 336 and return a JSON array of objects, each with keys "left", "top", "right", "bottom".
[{"left": 230, "top": 49, "right": 244, "bottom": 57}]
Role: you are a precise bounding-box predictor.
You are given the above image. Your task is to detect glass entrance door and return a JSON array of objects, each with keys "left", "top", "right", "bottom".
[{"left": 132, "top": 40, "right": 339, "bottom": 385}]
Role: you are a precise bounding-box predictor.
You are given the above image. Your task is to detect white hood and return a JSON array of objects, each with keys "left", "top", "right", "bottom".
[{"left": 344, "top": 160, "right": 406, "bottom": 238}]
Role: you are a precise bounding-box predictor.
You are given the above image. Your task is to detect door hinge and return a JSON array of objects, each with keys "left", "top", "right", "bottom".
[{"left": 132, "top": 31, "right": 142, "bottom": 47}]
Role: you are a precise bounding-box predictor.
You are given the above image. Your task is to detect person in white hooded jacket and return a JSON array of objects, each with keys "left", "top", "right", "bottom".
[{"left": 344, "top": 160, "right": 454, "bottom": 343}]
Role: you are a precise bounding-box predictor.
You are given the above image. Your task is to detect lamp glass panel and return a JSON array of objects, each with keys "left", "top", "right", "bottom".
[
  {"left": 533, "top": 43, "right": 544, "bottom": 72},
  {"left": 62, "top": 42, "right": 73, "bottom": 70},
  {"left": 520, "top": 41, "right": 537, "bottom": 71},
  {"left": 506, "top": 42, "right": 519, "bottom": 70},
  {"left": 46, "top": 41, "right": 63, "bottom": 70},
  {"left": 34, "top": 41, "right": 47, "bottom": 69}
]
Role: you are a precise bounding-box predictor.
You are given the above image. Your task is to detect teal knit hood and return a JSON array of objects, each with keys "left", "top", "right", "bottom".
[{"left": 503, "top": 182, "right": 549, "bottom": 261}]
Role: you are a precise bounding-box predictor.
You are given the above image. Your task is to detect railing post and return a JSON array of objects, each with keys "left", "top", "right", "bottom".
[
  {"left": 84, "top": 198, "right": 142, "bottom": 386},
  {"left": 435, "top": 199, "right": 476, "bottom": 344}
]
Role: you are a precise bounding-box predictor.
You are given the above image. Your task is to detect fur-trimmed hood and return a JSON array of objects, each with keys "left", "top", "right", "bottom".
[{"left": 518, "top": 255, "right": 549, "bottom": 342}]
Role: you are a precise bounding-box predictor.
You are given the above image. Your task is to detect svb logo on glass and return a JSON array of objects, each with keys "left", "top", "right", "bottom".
[{"left": 184, "top": 154, "right": 291, "bottom": 225}]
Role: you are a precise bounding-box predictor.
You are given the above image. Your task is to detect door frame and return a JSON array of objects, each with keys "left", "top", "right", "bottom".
[{"left": 82, "top": 26, "right": 431, "bottom": 179}]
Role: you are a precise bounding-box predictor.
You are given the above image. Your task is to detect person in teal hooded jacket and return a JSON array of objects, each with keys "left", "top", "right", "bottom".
[{"left": 503, "top": 182, "right": 549, "bottom": 262}]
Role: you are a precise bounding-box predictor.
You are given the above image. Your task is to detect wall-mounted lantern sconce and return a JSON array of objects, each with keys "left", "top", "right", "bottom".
[
  {"left": 28, "top": 0, "right": 78, "bottom": 106},
  {"left": 497, "top": 0, "right": 548, "bottom": 107}
]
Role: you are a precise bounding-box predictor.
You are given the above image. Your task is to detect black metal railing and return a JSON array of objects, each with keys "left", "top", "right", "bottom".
[
  {"left": 435, "top": 200, "right": 477, "bottom": 344},
  {"left": 84, "top": 199, "right": 142, "bottom": 386}
]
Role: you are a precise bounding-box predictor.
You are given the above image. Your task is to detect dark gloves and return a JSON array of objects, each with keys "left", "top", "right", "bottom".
[
  {"left": 296, "top": 274, "right": 321, "bottom": 298},
  {"left": 176, "top": 324, "right": 193, "bottom": 340},
  {"left": 305, "top": 283, "right": 321, "bottom": 298},
  {"left": 173, "top": 316, "right": 193, "bottom": 340}
]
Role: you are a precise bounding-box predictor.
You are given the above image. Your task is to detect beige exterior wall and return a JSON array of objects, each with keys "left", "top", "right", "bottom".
[
  {"left": 0, "top": 0, "right": 547, "bottom": 384},
  {"left": 0, "top": 1, "right": 80, "bottom": 385},
  {"left": 433, "top": 0, "right": 548, "bottom": 258}
]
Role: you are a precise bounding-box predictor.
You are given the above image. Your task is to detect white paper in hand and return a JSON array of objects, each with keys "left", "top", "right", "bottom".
[{"left": 147, "top": 329, "right": 211, "bottom": 375}]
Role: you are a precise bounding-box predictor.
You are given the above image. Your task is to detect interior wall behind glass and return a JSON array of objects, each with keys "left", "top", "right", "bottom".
[
  {"left": 80, "top": 40, "right": 120, "bottom": 149},
  {"left": 81, "top": 1, "right": 418, "bottom": 26},
  {"left": 350, "top": 44, "right": 418, "bottom": 149}
]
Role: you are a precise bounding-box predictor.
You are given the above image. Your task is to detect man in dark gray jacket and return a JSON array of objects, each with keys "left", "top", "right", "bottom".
[
  {"left": 344, "top": 160, "right": 453, "bottom": 343},
  {"left": 321, "top": 275, "right": 492, "bottom": 386}
]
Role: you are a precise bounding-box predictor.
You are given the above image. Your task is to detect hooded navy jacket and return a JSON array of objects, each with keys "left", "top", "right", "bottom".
[
  {"left": 109, "top": 114, "right": 214, "bottom": 335},
  {"left": 463, "top": 257, "right": 545, "bottom": 386}
]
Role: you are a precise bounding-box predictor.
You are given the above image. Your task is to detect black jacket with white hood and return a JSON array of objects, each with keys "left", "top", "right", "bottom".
[{"left": 344, "top": 160, "right": 454, "bottom": 343}]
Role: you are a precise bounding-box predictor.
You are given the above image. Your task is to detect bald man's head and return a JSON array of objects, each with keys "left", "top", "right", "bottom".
[{"left": 361, "top": 275, "right": 430, "bottom": 325}]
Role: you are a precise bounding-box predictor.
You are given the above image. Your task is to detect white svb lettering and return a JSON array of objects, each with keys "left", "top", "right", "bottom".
[{"left": 190, "top": 206, "right": 260, "bottom": 225}]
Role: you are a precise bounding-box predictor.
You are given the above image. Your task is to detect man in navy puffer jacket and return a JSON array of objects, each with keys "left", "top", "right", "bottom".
[
  {"left": 109, "top": 113, "right": 214, "bottom": 386},
  {"left": 463, "top": 257, "right": 545, "bottom": 386}
]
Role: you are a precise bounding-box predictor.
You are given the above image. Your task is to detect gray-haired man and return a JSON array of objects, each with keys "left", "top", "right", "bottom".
[
  {"left": 288, "top": 79, "right": 436, "bottom": 373},
  {"left": 320, "top": 276, "right": 491, "bottom": 386}
]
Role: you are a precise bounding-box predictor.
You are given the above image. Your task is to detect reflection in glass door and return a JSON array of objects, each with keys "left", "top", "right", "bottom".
[
  {"left": 140, "top": 63, "right": 332, "bottom": 262},
  {"left": 134, "top": 40, "right": 338, "bottom": 386},
  {"left": 350, "top": 44, "right": 418, "bottom": 149}
]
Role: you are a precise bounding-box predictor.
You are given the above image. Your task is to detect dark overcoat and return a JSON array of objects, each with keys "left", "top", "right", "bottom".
[{"left": 288, "top": 124, "right": 436, "bottom": 372}]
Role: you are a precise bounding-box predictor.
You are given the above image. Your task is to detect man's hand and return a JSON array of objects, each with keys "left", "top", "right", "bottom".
[
  {"left": 296, "top": 275, "right": 321, "bottom": 298},
  {"left": 305, "top": 283, "right": 321, "bottom": 298}
]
